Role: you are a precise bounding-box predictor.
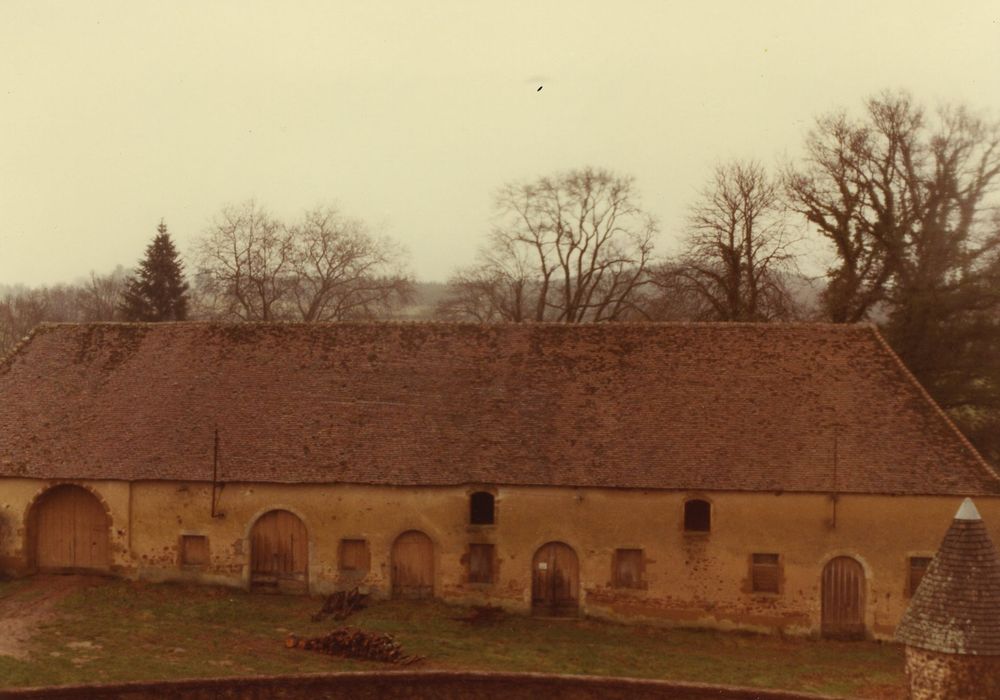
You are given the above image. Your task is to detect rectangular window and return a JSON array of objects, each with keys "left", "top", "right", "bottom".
[
  {"left": 180, "top": 535, "right": 209, "bottom": 567},
  {"left": 909, "top": 556, "right": 932, "bottom": 595},
  {"left": 613, "top": 548, "right": 644, "bottom": 589},
  {"left": 751, "top": 553, "right": 780, "bottom": 593},
  {"left": 339, "top": 539, "right": 369, "bottom": 573},
  {"left": 470, "top": 492, "right": 495, "bottom": 525},
  {"left": 468, "top": 543, "right": 495, "bottom": 584}
]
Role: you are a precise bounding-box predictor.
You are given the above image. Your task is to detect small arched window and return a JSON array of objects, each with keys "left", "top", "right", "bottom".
[
  {"left": 684, "top": 499, "right": 711, "bottom": 532},
  {"left": 470, "top": 491, "right": 495, "bottom": 525}
]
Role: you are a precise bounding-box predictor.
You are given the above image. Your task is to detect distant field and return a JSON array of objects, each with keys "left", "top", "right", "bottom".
[{"left": 0, "top": 576, "right": 904, "bottom": 698}]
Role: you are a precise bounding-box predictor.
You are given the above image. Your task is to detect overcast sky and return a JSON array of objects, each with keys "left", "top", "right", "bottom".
[{"left": 2, "top": 1, "right": 998, "bottom": 286}]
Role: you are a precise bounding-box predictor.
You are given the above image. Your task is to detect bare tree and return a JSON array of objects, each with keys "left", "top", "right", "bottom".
[
  {"left": 435, "top": 265, "right": 530, "bottom": 322},
  {"left": 0, "top": 275, "right": 119, "bottom": 354},
  {"left": 81, "top": 267, "right": 128, "bottom": 322},
  {"left": 193, "top": 200, "right": 412, "bottom": 322},
  {"left": 785, "top": 93, "right": 927, "bottom": 322},
  {"left": 438, "top": 167, "right": 657, "bottom": 322},
  {"left": 0, "top": 290, "right": 49, "bottom": 353},
  {"left": 288, "top": 207, "right": 412, "bottom": 321},
  {"left": 787, "top": 91, "right": 1000, "bottom": 464},
  {"left": 654, "top": 161, "right": 799, "bottom": 321},
  {"left": 193, "top": 200, "right": 295, "bottom": 321}
]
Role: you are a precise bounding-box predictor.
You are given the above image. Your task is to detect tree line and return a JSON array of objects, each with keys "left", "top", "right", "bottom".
[{"left": 2, "top": 91, "right": 998, "bottom": 463}]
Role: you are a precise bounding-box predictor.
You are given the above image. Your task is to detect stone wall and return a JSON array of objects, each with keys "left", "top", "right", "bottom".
[
  {"left": 905, "top": 646, "right": 1000, "bottom": 699},
  {"left": 0, "top": 671, "right": 845, "bottom": 700}
]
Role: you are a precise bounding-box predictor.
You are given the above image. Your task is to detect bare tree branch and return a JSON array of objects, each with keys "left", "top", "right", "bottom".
[
  {"left": 654, "top": 160, "right": 799, "bottom": 321},
  {"left": 438, "top": 167, "right": 657, "bottom": 322}
]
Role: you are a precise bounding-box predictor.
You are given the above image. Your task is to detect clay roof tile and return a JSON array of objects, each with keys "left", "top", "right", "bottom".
[{"left": 0, "top": 321, "right": 996, "bottom": 493}]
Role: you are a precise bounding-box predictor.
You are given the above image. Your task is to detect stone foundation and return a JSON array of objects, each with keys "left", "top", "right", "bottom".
[{"left": 905, "top": 646, "right": 1000, "bottom": 700}]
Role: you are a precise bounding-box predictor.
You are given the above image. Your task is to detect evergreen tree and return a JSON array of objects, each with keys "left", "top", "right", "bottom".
[{"left": 120, "top": 220, "right": 189, "bottom": 321}]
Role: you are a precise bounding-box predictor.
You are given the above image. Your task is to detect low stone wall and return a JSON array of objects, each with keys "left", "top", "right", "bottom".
[
  {"left": 905, "top": 646, "right": 1000, "bottom": 700},
  {"left": 0, "top": 671, "right": 847, "bottom": 700}
]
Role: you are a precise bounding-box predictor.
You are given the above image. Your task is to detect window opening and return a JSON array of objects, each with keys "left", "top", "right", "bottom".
[
  {"left": 470, "top": 492, "right": 495, "bottom": 525},
  {"left": 684, "top": 499, "right": 711, "bottom": 532}
]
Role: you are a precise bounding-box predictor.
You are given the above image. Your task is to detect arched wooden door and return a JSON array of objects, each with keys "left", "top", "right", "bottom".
[
  {"left": 821, "top": 556, "right": 866, "bottom": 639},
  {"left": 250, "top": 510, "right": 308, "bottom": 593},
  {"left": 392, "top": 530, "right": 434, "bottom": 598},
  {"left": 30, "top": 485, "right": 110, "bottom": 572},
  {"left": 532, "top": 541, "right": 579, "bottom": 616}
]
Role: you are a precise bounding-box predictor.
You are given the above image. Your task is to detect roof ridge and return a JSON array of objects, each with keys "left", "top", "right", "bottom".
[{"left": 867, "top": 325, "right": 1000, "bottom": 486}]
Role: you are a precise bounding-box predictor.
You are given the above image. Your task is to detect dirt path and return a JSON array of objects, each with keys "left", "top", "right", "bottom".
[{"left": 0, "top": 575, "right": 103, "bottom": 659}]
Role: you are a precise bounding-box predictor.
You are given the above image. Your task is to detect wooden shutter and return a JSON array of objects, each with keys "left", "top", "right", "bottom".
[
  {"left": 751, "top": 553, "right": 780, "bottom": 593},
  {"left": 468, "top": 543, "right": 494, "bottom": 583},
  {"left": 339, "top": 539, "right": 369, "bottom": 572},
  {"left": 180, "top": 535, "right": 209, "bottom": 567},
  {"left": 613, "top": 549, "right": 644, "bottom": 589}
]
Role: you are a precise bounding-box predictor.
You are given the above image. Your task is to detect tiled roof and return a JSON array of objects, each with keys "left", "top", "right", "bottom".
[
  {"left": 0, "top": 322, "right": 996, "bottom": 493},
  {"left": 896, "top": 499, "right": 1000, "bottom": 654}
]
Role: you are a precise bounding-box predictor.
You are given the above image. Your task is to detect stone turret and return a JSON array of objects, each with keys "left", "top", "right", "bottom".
[{"left": 896, "top": 498, "right": 1000, "bottom": 699}]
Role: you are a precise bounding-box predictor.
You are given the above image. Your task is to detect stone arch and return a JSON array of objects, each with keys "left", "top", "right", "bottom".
[{"left": 26, "top": 483, "right": 112, "bottom": 573}]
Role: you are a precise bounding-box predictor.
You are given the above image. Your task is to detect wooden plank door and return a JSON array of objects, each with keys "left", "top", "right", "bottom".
[
  {"left": 33, "top": 485, "right": 110, "bottom": 572},
  {"left": 532, "top": 541, "right": 579, "bottom": 616},
  {"left": 250, "top": 510, "right": 308, "bottom": 593},
  {"left": 821, "top": 556, "right": 866, "bottom": 639},
  {"left": 392, "top": 530, "right": 434, "bottom": 598}
]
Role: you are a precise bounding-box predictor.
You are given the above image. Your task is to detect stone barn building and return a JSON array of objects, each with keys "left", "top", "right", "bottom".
[{"left": 0, "top": 322, "right": 997, "bottom": 640}]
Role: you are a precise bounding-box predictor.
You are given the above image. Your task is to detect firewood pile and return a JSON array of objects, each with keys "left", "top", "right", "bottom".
[
  {"left": 310, "top": 587, "right": 369, "bottom": 622},
  {"left": 285, "top": 627, "right": 423, "bottom": 665}
]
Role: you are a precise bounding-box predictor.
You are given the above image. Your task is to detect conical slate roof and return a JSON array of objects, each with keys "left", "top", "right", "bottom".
[{"left": 896, "top": 498, "right": 1000, "bottom": 655}]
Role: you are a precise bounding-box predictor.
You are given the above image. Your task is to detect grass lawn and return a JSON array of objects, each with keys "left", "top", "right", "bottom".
[{"left": 0, "top": 577, "right": 904, "bottom": 698}]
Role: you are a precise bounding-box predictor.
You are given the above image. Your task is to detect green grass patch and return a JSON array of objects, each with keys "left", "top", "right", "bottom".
[{"left": 0, "top": 579, "right": 904, "bottom": 697}]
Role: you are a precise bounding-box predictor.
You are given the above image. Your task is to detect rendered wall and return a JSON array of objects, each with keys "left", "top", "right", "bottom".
[{"left": 1, "top": 477, "right": 997, "bottom": 639}]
